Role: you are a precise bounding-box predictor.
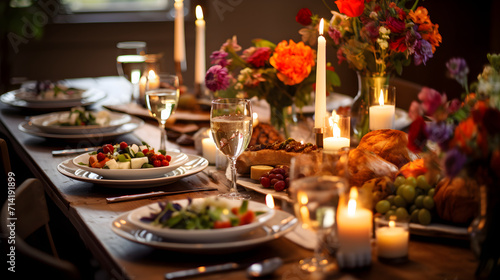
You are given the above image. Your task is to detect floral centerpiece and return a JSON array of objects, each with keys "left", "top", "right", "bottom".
[
  {"left": 205, "top": 36, "right": 340, "bottom": 137},
  {"left": 407, "top": 54, "right": 500, "bottom": 278},
  {"left": 296, "top": 0, "right": 442, "bottom": 141}
]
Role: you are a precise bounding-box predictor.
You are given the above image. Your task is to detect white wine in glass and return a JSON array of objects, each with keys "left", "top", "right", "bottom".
[
  {"left": 211, "top": 98, "right": 253, "bottom": 200},
  {"left": 145, "top": 75, "right": 179, "bottom": 152}
]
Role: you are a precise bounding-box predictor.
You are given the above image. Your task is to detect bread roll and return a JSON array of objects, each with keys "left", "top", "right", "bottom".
[
  {"left": 348, "top": 148, "right": 399, "bottom": 188},
  {"left": 434, "top": 176, "right": 479, "bottom": 224},
  {"left": 357, "top": 129, "right": 419, "bottom": 168}
]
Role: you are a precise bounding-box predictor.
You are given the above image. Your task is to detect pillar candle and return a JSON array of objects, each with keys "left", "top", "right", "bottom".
[
  {"left": 376, "top": 221, "right": 409, "bottom": 259},
  {"left": 202, "top": 138, "right": 217, "bottom": 164},
  {"left": 336, "top": 188, "right": 372, "bottom": 268},
  {"left": 369, "top": 89, "right": 395, "bottom": 130},
  {"left": 174, "top": 0, "right": 186, "bottom": 68},
  {"left": 314, "top": 18, "right": 326, "bottom": 130},
  {"left": 195, "top": 5, "right": 206, "bottom": 85}
]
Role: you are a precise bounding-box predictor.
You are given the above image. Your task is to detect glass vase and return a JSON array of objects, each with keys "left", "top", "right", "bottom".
[
  {"left": 270, "top": 104, "right": 292, "bottom": 139},
  {"left": 351, "top": 72, "right": 390, "bottom": 144},
  {"left": 472, "top": 171, "right": 500, "bottom": 279}
]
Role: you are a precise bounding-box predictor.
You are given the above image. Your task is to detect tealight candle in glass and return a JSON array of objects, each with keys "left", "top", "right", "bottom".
[
  {"left": 374, "top": 215, "right": 410, "bottom": 263},
  {"left": 369, "top": 85, "right": 396, "bottom": 130},
  {"left": 323, "top": 111, "right": 350, "bottom": 154}
]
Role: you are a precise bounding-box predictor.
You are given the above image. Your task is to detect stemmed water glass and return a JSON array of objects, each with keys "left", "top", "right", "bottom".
[
  {"left": 210, "top": 98, "right": 253, "bottom": 200},
  {"left": 116, "top": 41, "right": 147, "bottom": 103},
  {"left": 289, "top": 151, "right": 349, "bottom": 273},
  {"left": 145, "top": 74, "right": 180, "bottom": 152}
]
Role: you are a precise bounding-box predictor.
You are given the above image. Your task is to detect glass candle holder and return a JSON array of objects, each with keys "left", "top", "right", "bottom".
[
  {"left": 374, "top": 215, "right": 410, "bottom": 263},
  {"left": 323, "top": 111, "right": 350, "bottom": 153},
  {"left": 336, "top": 187, "right": 373, "bottom": 269},
  {"left": 369, "top": 85, "right": 396, "bottom": 130}
]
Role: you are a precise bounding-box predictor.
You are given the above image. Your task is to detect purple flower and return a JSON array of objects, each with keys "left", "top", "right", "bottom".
[
  {"left": 405, "top": 26, "right": 421, "bottom": 55},
  {"left": 414, "top": 39, "right": 433, "bottom": 66},
  {"left": 446, "top": 58, "right": 469, "bottom": 87},
  {"left": 328, "top": 26, "right": 341, "bottom": 45},
  {"left": 210, "top": 51, "right": 229, "bottom": 67},
  {"left": 425, "top": 122, "right": 454, "bottom": 146},
  {"left": 205, "top": 65, "right": 230, "bottom": 91},
  {"left": 444, "top": 148, "right": 467, "bottom": 177}
]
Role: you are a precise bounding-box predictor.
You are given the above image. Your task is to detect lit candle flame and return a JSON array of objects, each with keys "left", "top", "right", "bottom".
[
  {"left": 333, "top": 122, "right": 341, "bottom": 138},
  {"left": 389, "top": 220, "right": 396, "bottom": 228},
  {"left": 319, "top": 18, "right": 324, "bottom": 36},
  {"left": 265, "top": 194, "right": 275, "bottom": 209},
  {"left": 148, "top": 69, "right": 156, "bottom": 80},
  {"left": 298, "top": 191, "right": 309, "bottom": 205},
  {"left": 347, "top": 187, "right": 358, "bottom": 216},
  {"left": 379, "top": 89, "right": 385, "bottom": 106},
  {"left": 195, "top": 5, "right": 204, "bottom": 20},
  {"left": 252, "top": 112, "right": 259, "bottom": 126}
]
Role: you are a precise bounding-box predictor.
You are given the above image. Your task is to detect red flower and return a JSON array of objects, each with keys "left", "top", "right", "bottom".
[
  {"left": 385, "top": 17, "right": 405, "bottom": 33},
  {"left": 246, "top": 47, "right": 271, "bottom": 68},
  {"left": 408, "top": 116, "right": 428, "bottom": 153},
  {"left": 389, "top": 36, "right": 408, "bottom": 52},
  {"left": 296, "top": 8, "right": 312, "bottom": 26},
  {"left": 335, "top": 0, "right": 365, "bottom": 18}
]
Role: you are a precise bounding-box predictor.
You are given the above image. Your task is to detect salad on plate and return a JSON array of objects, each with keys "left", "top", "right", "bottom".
[
  {"left": 72, "top": 142, "right": 189, "bottom": 179},
  {"left": 127, "top": 197, "right": 275, "bottom": 242},
  {"left": 17, "top": 80, "right": 86, "bottom": 101}
]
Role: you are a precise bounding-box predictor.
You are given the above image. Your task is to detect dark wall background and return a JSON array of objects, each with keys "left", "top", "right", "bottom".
[{"left": 2, "top": 0, "right": 500, "bottom": 109}]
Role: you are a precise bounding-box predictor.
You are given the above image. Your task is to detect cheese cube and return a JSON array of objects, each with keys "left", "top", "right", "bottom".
[
  {"left": 117, "top": 161, "right": 131, "bottom": 169},
  {"left": 130, "top": 144, "right": 139, "bottom": 154},
  {"left": 139, "top": 145, "right": 148, "bottom": 152},
  {"left": 250, "top": 165, "right": 274, "bottom": 180},
  {"left": 105, "top": 159, "right": 118, "bottom": 169},
  {"left": 131, "top": 157, "right": 149, "bottom": 169}
]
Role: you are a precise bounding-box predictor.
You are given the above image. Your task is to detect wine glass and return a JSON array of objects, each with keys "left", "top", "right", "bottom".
[
  {"left": 210, "top": 98, "right": 253, "bottom": 200},
  {"left": 289, "top": 151, "right": 349, "bottom": 273},
  {"left": 116, "top": 41, "right": 147, "bottom": 103},
  {"left": 145, "top": 74, "right": 180, "bottom": 153}
]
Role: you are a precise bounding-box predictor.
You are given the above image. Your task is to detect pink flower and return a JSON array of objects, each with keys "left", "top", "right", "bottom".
[
  {"left": 408, "top": 101, "right": 423, "bottom": 120},
  {"left": 418, "top": 87, "right": 447, "bottom": 115}
]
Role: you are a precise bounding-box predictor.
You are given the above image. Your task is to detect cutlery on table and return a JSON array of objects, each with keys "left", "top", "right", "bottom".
[
  {"left": 52, "top": 146, "right": 100, "bottom": 156},
  {"left": 164, "top": 257, "right": 283, "bottom": 279},
  {"left": 106, "top": 188, "right": 218, "bottom": 203}
]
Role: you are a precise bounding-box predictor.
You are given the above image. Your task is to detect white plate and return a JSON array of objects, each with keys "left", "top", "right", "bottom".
[
  {"left": 0, "top": 88, "right": 106, "bottom": 110},
  {"left": 57, "top": 154, "right": 208, "bottom": 188},
  {"left": 301, "top": 92, "right": 353, "bottom": 114},
  {"left": 73, "top": 151, "right": 189, "bottom": 180},
  {"left": 128, "top": 198, "right": 275, "bottom": 242},
  {"left": 237, "top": 177, "right": 292, "bottom": 203},
  {"left": 30, "top": 111, "right": 132, "bottom": 134},
  {"left": 18, "top": 116, "right": 144, "bottom": 142},
  {"left": 15, "top": 87, "right": 88, "bottom": 103},
  {"left": 111, "top": 208, "right": 296, "bottom": 253},
  {"left": 409, "top": 222, "right": 469, "bottom": 239}
]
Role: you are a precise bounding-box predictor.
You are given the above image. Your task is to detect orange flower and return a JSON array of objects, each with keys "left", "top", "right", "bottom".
[
  {"left": 409, "top": 7, "right": 441, "bottom": 53},
  {"left": 270, "top": 40, "right": 316, "bottom": 85},
  {"left": 452, "top": 117, "right": 476, "bottom": 154}
]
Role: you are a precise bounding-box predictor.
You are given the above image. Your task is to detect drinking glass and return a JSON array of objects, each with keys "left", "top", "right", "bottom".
[
  {"left": 210, "top": 98, "right": 253, "bottom": 200},
  {"left": 116, "top": 41, "right": 147, "bottom": 103},
  {"left": 145, "top": 74, "right": 180, "bottom": 152},
  {"left": 289, "top": 151, "right": 349, "bottom": 273}
]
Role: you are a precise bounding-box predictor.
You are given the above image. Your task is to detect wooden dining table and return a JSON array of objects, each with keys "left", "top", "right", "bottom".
[{"left": 0, "top": 77, "right": 479, "bottom": 280}]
